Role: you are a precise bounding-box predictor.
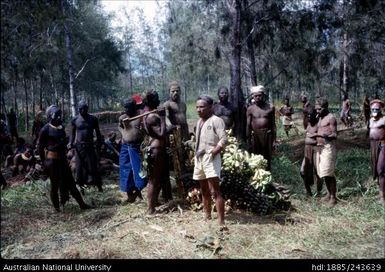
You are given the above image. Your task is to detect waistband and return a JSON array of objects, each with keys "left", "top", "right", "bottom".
[{"left": 46, "top": 150, "right": 60, "bottom": 159}]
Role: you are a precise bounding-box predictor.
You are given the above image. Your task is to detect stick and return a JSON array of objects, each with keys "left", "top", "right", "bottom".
[{"left": 123, "top": 109, "right": 159, "bottom": 123}]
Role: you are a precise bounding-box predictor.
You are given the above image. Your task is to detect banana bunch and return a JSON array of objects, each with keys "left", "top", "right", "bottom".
[{"left": 250, "top": 168, "right": 272, "bottom": 192}]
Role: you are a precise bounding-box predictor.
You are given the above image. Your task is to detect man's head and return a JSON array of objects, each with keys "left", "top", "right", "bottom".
[
  {"left": 46, "top": 105, "right": 62, "bottom": 126},
  {"left": 143, "top": 90, "right": 160, "bottom": 110},
  {"left": 370, "top": 99, "right": 384, "bottom": 119},
  {"left": 196, "top": 95, "right": 214, "bottom": 120},
  {"left": 217, "top": 86, "right": 229, "bottom": 103},
  {"left": 250, "top": 85, "right": 266, "bottom": 105},
  {"left": 132, "top": 94, "right": 144, "bottom": 110},
  {"left": 284, "top": 97, "right": 290, "bottom": 106},
  {"left": 301, "top": 95, "right": 307, "bottom": 103},
  {"left": 78, "top": 100, "right": 88, "bottom": 116},
  {"left": 123, "top": 98, "right": 136, "bottom": 117},
  {"left": 315, "top": 98, "right": 329, "bottom": 118},
  {"left": 169, "top": 81, "right": 181, "bottom": 102},
  {"left": 343, "top": 93, "right": 348, "bottom": 100}
]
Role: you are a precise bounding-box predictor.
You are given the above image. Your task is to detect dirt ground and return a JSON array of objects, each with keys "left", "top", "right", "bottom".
[{"left": 1, "top": 114, "right": 384, "bottom": 260}]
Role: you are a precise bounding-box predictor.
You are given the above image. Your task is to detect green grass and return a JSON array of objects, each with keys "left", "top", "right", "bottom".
[{"left": 1, "top": 128, "right": 384, "bottom": 259}]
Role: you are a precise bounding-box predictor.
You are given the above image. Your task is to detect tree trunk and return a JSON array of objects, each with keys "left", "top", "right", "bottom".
[
  {"left": 243, "top": 0, "right": 257, "bottom": 86},
  {"left": 62, "top": 0, "right": 77, "bottom": 117},
  {"left": 39, "top": 72, "right": 43, "bottom": 111},
  {"left": 227, "top": 0, "right": 245, "bottom": 140},
  {"left": 31, "top": 79, "right": 35, "bottom": 117},
  {"left": 342, "top": 32, "right": 349, "bottom": 98},
  {"left": 23, "top": 78, "right": 29, "bottom": 131}
]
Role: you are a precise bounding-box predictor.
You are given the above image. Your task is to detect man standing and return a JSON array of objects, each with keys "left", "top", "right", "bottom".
[
  {"left": 246, "top": 85, "right": 276, "bottom": 171},
  {"left": 340, "top": 94, "right": 352, "bottom": 127},
  {"left": 300, "top": 108, "right": 322, "bottom": 197},
  {"left": 163, "top": 81, "right": 189, "bottom": 141},
  {"left": 213, "top": 86, "right": 234, "bottom": 130},
  {"left": 301, "top": 95, "right": 312, "bottom": 129},
  {"left": 143, "top": 90, "right": 172, "bottom": 214},
  {"left": 38, "top": 105, "right": 90, "bottom": 212},
  {"left": 68, "top": 101, "right": 103, "bottom": 192},
  {"left": 194, "top": 95, "right": 227, "bottom": 228},
  {"left": 118, "top": 98, "right": 147, "bottom": 203},
  {"left": 279, "top": 97, "right": 298, "bottom": 137},
  {"left": 31, "top": 111, "right": 44, "bottom": 148},
  {"left": 368, "top": 99, "right": 385, "bottom": 204},
  {"left": 7, "top": 108, "right": 18, "bottom": 143},
  {"left": 362, "top": 95, "right": 371, "bottom": 135},
  {"left": 311, "top": 98, "right": 338, "bottom": 206}
]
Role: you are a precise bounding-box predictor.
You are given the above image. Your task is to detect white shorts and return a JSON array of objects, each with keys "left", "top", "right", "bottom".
[{"left": 193, "top": 152, "right": 221, "bottom": 180}]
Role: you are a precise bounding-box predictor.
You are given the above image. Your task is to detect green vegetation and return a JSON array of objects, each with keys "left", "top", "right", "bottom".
[{"left": 2, "top": 128, "right": 384, "bottom": 259}]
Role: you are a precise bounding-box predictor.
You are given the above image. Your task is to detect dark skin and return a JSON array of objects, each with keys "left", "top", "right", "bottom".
[
  {"left": 246, "top": 92, "right": 277, "bottom": 152},
  {"left": 302, "top": 96, "right": 311, "bottom": 129},
  {"left": 279, "top": 98, "right": 297, "bottom": 136},
  {"left": 163, "top": 85, "right": 189, "bottom": 141},
  {"left": 213, "top": 87, "right": 234, "bottom": 130},
  {"left": 341, "top": 94, "right": 352, "bottom": 127},
  {"left": 12, "top": 148, "right": 36, "bottom": 177},
  {"left": 308, "top": 103, "right": 338, "bottom": 206},
  {"left": 118, "top": 100, "right": 145, "bottom": 202},
  {"left": 301, "top": 109, "right": 322, "bottom": 196},
  {"left": 369, "top": 103, "right": 385, "bottom": 204},
  {"left": 38, "top": 108, "right": 90, "bottom": 211},
  {"left": 195, "top": 99, "right": 225, "bottom": 226},
  {"left": 144, "top": 92, "right": 170, "bottom": 214},
  {"left": 68, "top": 104, "right": 103, "bottom": 191}
]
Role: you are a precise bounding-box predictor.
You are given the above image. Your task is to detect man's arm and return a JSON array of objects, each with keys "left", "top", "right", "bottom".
[
  {"left": 211, "top": 118, "right": 227, "bottom": 156},
  {"left": 37, "top": 127, "right": 47, "bottom": 162}
]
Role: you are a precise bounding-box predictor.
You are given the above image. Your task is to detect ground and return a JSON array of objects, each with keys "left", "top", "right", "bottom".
[{"left": 1, "top": 113, "right": 384, "bottom": 259}]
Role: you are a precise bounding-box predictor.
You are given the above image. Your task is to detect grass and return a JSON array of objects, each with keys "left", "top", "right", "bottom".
[{"left": 1, "top": 126, "right": 384, "bottom": 260}]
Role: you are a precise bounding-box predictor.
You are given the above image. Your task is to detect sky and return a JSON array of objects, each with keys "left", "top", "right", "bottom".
[{"left": 101, "top": 0, "right": 161, "bottom": 27}]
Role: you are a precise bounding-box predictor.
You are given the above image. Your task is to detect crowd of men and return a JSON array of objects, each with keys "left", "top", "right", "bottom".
[{"left": 0, "top": 82, "right": 384, "bottom": 229}]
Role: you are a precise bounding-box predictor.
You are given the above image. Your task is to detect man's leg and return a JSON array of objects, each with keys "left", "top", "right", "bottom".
[
  {"left": 199, "top": 179, "right": 211, "bottom": 220},
  {"left": 324, "top": 176, "right": 337, "bottom": 206},
  {"left": 208, "top": 177, "right": 225, "bottom": 225}
]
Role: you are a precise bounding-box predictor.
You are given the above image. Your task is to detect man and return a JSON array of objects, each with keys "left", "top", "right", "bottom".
[
  {"left": 163, "top": 81, "right": 189, "bottom": 141},
  {"left": 212, "top": 86, "right": 234, "bottom": 130},
  {"left": 7, "top": 108, "right": 18, "bottom": 143},
  {"left": 194, "top": 95, "right": 227, "bottom": 227},
  {"left": 368, "top": 99, "right": 385, "bottom": 204},
  {"left": 118, "top": 98, "right": 147, "bottom": 203},
  {"left": 103, "top": 131, "right": 120, "bottom": 165},
  {"left": 246, "top": 85, "right": 276, "bottom": 171},
  {"left": 362, "top": 95, "right": 370, "bottom": 135},
  {"left": 279, "top": 97, "right": 298, "bottom": 137},
  {"left": 31, "top": 111, "right": 44, "bottom": 148},
  {"left": 300, "top": 108, "right": 322, "bottom": 197},
  {"left": 68, "top": 101, "right": 103, "bottom": 192},
  {"left": 302, "top": 95, "right": 312, "bottom": 129},
  {"left": 340, "top": 94, "right": 352, "bottom": 127},
  {"left": 143, "top": 90, "right": 172, "bottom": 214},
  {"left": 12, "top": 146, "right": 36, "bottom": 177},
  {"left": 38, "top": 105, "right": 90, "bottom": 212},
  {"left": 310, "top": 98, "right": 338, "bottom": 206}
]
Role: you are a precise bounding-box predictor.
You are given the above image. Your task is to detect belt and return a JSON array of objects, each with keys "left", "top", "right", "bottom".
[{"left": 46, "top": 150, "right": 60, "bottom": 159}]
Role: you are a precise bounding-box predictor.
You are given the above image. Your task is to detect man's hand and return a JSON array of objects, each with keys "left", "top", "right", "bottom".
[{"left": 67, "top": 143, "right": 73, "bottom": 150}]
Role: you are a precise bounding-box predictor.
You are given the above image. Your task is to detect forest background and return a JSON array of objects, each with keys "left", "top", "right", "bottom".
[{"left": 1, "top": 0, "right": 385, "bottom": 137}]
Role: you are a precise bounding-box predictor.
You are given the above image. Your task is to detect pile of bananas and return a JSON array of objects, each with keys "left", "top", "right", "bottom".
[
  {"left": 220, "top": 130, "right": 291, "bottom": 214},
  {"left": 183, "top": 130, "right": 290, "bottom": 215}
]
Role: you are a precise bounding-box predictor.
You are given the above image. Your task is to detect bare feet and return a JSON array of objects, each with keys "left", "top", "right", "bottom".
[{"left": 321, "top": 194, "right": 330, "bottom": 202}]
